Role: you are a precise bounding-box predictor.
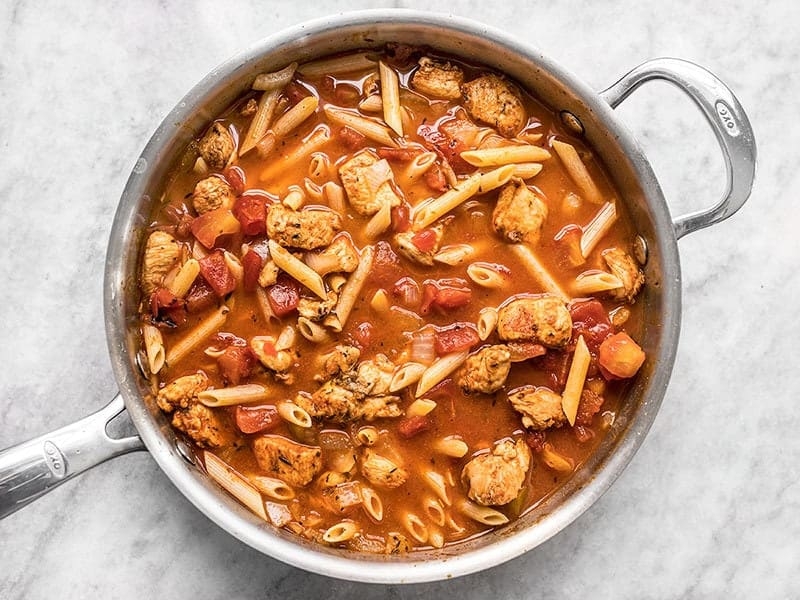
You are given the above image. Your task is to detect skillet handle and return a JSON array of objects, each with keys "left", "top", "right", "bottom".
[
  {"left": 599, "top": 57, "right": 756, "bottom": 239},
  {"left": 0, "top": 393, "right": 145, "bottom": 519}
]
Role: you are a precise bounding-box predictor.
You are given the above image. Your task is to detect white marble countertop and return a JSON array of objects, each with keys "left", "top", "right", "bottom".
[{"left": 1, "top": 1, "right": 797, "bottom": 598}]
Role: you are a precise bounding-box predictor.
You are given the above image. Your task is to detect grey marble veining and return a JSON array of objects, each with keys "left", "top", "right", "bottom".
[{"left": 1, "top": 1, "right": 797, "bottom": 598}]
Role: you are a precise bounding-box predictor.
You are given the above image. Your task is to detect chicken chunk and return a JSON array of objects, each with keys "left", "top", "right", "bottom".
[
  {"left": 141, "top": 230, "right": 182, "bottom": 295},
  {"left": 257, "top": 258, "right": 279, "bottom": 287},
  {"left": 461, "top": 438, "right": 531, "bottom": 506},
  {"left": 266, "top": 203, "right": 342, "bottom": 250},
  {"left": 507, "top": 385, "right": 567, "bottom": 430},
  {"left": 385, "top": 532, "right": 412, "bottom": 554},
  {"left": 319, "top": 345, "right": 361, "bottom": 380},
  {"left": 603, "top": 247, "right": 644, "bottom": 302},
  {"left": 462, "top": 74, "right": 527, "bottom": 138},
  {"left": 304, "top": 234, "right": 360, "bottom": 276},
  {"left": 297, "top": 290, "right": 338, "bottom": 321},
  {"left": 156, "top": 372, "right": 210, "bottom": 412},
  {"left": 410, "top": 57, "right": 464, "bottom": 100},
  {"left": 192, "top": 176, "right": 235, "bottom": 215},
  {"left": 497, "top": 295, "right": 572, "bottom": 348},
  {"left": 338, "top": 151, "right": 403, "bottom": 216},
  {"left": 198, "top": 121, "right": 235, "bottom": 170},
  {"left": 171, "top": 402, "right": 229, "bottom": 449},
  {"left": 353, "top": 355, "right": 395, "bottom": 396},
  {"left": 253, "top": 434, "right": 322, "bottom": 487},
  {"left": 295, "top": 376, "right": 402, "bottom": 423},
  {"left": 492, "top": 178, "right": 548, "bottom": 244},
  {"left": 393, "top": 224, "right": 444, "bottom": 266},
  {"left": 360, "top": 449, "right": 409, "bottom": 488},
  {"left": 250, "top": 337, "right": 296, "bottom": 381},
  {"left": 458, "top": 345, "right": 512, "bottom": 394}
]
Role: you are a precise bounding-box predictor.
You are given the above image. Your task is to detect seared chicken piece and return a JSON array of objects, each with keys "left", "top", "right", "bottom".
[
  {"left": 319, "top": 345, "right": 361, "bottom": 380},
  {"left": 507, "top": 385, "right": 567, "bottom": 430},
  {"left": 192, "top": 176, "right": 235, "bottom": 215},
  {"left": 257, "top": 258, "right": 279, "bottom": 287},
  {"left": 338, "top": 151, "right": 402, "bottom": 216},
  {"left": 266, "top": 204, "right": 342, "bottom": 250},
  {"left": 497, "top": 295, "right": 572, "bottom": 348},
  {"left": 393, "top": 224, "right": 445, "bottom": 266},
  {"left": 156, "top": 372, "right": 228, "bottom": 449},
  {"left": 305, "top": 234, "right": 360, "bottom": 276},
  {"left": 198, "top": 122, "right": 235, "bottom": 170},
  {"left": 410, "top": 57, "right": 464, "bottom": 100},
  {"left": 461, "top": 438, "right": 531, "bottom": 506},
  {"left": 458, "top": 345, "right": 512, "bottom": 394},
  {"left": 353, "top": 355, "right": 395, "bottom": 396},
  {"left": 492, "top": 178, "right": 548, "bottom": 244},
  {"left": 385, "top": 532, "right": 412, "bottom": 554},
  {"left": 603, "top": 247, "right": 645, "bottom": 302},
  {"left": 360, "top": 449, "right": 409, "bottom": 488},
  {"left": 156, "top": 372, "right": 210, "bottom": 412},
  {"left": 253, "top": 434, "right": 322, "bottom": 487},
  {"left": 141, "top": 230, "right": 182, "bottom": 295},
  {"left": 296, "top": 379, "right": 402, "bottom": 423},
  {"left": 297, "top": 290, "right": 338, "bottom": 321},
  {"left": 461, "top": 74, "right": 527, "bottom": 138}
]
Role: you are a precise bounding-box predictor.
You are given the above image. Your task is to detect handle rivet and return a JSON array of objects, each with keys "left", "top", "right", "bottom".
[{"left": 560, "top": 110, "right": 585, "bottom": 136}]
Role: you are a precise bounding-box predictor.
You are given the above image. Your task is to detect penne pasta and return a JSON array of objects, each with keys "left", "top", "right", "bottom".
[
  {"left": 297, "top": 316, "right": 331, "bottom": 343},
  {"left": 198, "top": 384, "right": 271, "bottom": 407},
  {"left": 358, "top": 93, "right": 383, "bottom": 113},
  {"left": 477, "top": 164, "right": 516, "bottom": 193},
  {"left": 355, "top": 426, "right": 379, "bottom": 447},
  {"left": 255, "top": 286, "right": 281, "bottom": 326},
  {"left": 562, "top": 335, "right": 590, "bottom": 426},
  {"left": 322, "top": 521, "right": 359, "bottom": 544},
  {"left": 515, "top": 131, "right": 544, "bottom": 145},
  {"left": 323, "top": 181, "right": 346, "bottom": 214},
  {"left": 323, "top": 106, "right": 398, "bottom": 148},
  {"left": 379, "top": 61, "right": 403, "bottom": 137},
  {"left": 511, "top": 162, "right": 543, "bottom": 179},
  {"left": 428, "top": 528, "right": 445, "bottom": 549},
  {"left": 460, "top": 144, "right": 551, "bottom": 167},
  {"left": 167, "top": 258, "right": 200, "bottom": 297},
  {"left": 432, "top": 436, "right": 469, "bottom": 458},
  {"left": 272, "top": 95, "right": 319, "bottom": 139},
  {"left": 406, "top": 398, "right": 437, "bottom": 417},
  {"left": 297, "top": 52, "right": 376, "bottom": 77},
  {"left": 223, "top": 251, "right": 243, "bottom": 286},
  {"left": 509, "top": 244, "right": 570, "bottom": 302},
  {"left": 412, "top": 174, "right": 481, "bottom": 230},
  {"left": 275, "top": 324, "right": 297, "bottom": 351},
  {"left": 247, "top": 474, "right": 296, "bottom": 500},
  {"left": 260, "top": 125, "right": 331, "bottom": 182},
  {"left": 204, "top": 451, "right": 267, "bottom": 521},
  {"left": 361, "top": 487, "right": 384, "bottom": 522},
  {"left": 541, "top": 442, "right": 575, "bottom": 473},
  {"left": 402, "top": 512, "right": 429, "bottom": 544},
  {"left": 252, "top": 62, "right": 297, "bottom": 91},
  {"left": 403, "top": 151, "right": 438, "bottom": 181},
  {"left": 467, "top": 262, "right": 509, "bottom": 289},
  {"left": 332, "top": 244, "right": 374, "bottom": 329},
  {"left": 166, "top": 304, "right": 229, "bottom": 366},
  {"left": 434, "top": 244, "right": 476, "bottom": 266},
  {"left": 457, "top": 499, "right": 509, "bottom": 526},
  {"left": 240, "top": 88, "right": 281, "bottom": 156},
  {"left": 551, "top": 139, "right": 604, "bottom": 204},
  {"left": 364, "top": 197, "right": 392, "bottom": 239},
  {"left": 304, "top": 178, "right": 324, "bottom": 202},
  {"left": 422, "top": 497, "right": 447, "bottom": 527},
  {"left": 580, "top": 201, "right": 618, "bottom": 258},
  {"left": 415, "top": 351, "right": 470, "bottom": 397},
  {"left": 142, "top": 324, "right": 165, "bottom": 375},
  {"left": 277, "top": 401, "right": 313, "bottom": 428},
  {"left": 573, "top": 271, "right": 624, "bottom": 295},
  {"left": 422, "top": 470, "right": 451, "bottom": 506},
  {"left": 267, "top": 239, "right": 326, "bottom": 299},
  {"left": 282, "top": 185, "right": 306, "bottom": 211},
  {"left": 308, "top": 152, "right": 330, "bottom": 180},
  {"left": 390, "top": 364, "right": 427, "bottom": 394},
  {"left": 477, "top": 307, "right": 498, "bottom": 341}
]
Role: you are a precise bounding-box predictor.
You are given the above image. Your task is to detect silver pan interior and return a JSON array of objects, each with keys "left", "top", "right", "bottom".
[{"left": 103, "top": 10, "right": 681, "bottom": 584}]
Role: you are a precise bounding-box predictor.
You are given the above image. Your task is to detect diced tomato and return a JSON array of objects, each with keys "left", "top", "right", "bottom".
[
  {"left": 217, "top": 345, "right": 256, "bottom": 386},
  {"left": 266, "top": 276, "right": 301, "bottom": 317},
  {"left": 185, "top": 278, "right": 217, "bottom": 314},
  {"left": 334, "top": 82, "right": 360, "bottom": 107},
  {"left": 569, "top": 299, "right": 613, "bottom": 354},
  {"left": 223, "top": 166, "right": 246, "bottom": 196},
  {"left": 368, "top": 241, "right": 403, "bottom": 288},
  {"left": 242, "top": 249, "right": 263, "bottom": 292},
  {"left": 525, "top": 430, "right": 546, "bottom": 452},
  {"left": 419, "top": 278, "right": 472, "bottom": 315},
  {"left": 353, "top": 322, "right": 373, "bottom": 349},
  {"left": 418, "top": 120, "right": 474, "bottom": 174},
  {"left": 397, "top": 415, "right": 431, "bottom": 439},
  {"left": 424, "top": 163, "right": 448, "bottom": 192},
  {"left": 377, "top": 147, "right": 421, "bottom": 162},
  {"left": 574, "top": 389, "right": 605, "bottom": 427},
  {"left": 235, "top": 404, "right": 279, "bottom": 434},
  {"left": 190, "top": 208, "right": 241, "bottom": 249},
  {"left": 598, "top": 332, "right": 646, "bottom": 379},
  {"left": 391, "top": 203, "right": 411, "bottom": 233},
  {"left": 392, "top": 276, "right": 420, "bottom": 307},
  {"left": 198, "top": 250, "right": 236, "bottom": 297},
  {"left": 433, "top": 286, "right": 472, "bottom": 310},
  {"left": 411, "top": 228, "right": 438, "bottom": 253},
  {"left": 149, "top": 287, "right": 186, "bottom": 327},
  {"left": 434, "top": 323, "right": 479, "bottom": 355},
  {"left": 337, "top": 126, "right": 367, "bottom": 150},
  {"left": 532, "top": 350, "right": 570, "bottom": 390},
  {"left": 555, "top": 225, "right": 584, "bottom": 267},
  {"left": 233, "top": 194, "right": 268, "bottom": 236},
  {"left": 573, "top": 425, "right": 595, "bottom": 443},
  {"left": 284, "top": 81, "right": 311, "bottom": 105}
]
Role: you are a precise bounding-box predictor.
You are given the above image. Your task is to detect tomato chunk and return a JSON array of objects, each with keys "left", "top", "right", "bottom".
[
  {"left": 198, "top": 250, "right": 236, "bottom": 297},
  {"left": 411, "top": 228, "right": 438, "bottom": 253},
  {"left": 235, "top": 404, "right": 279, "bottom": 434},
  {"left": 569, "top": 299, "right": 613, "bottom": 354},
  {"left": 149, "top": 287, "right": 186, "bottom": 327},
  {"left": 424, "top": 163, "right": 448, "bottom": 192},
  {"left": 266, "top": 276, "right": 301, "bottom": 317},
  {"left": 242, "top": 249, "right": 263, "bottom": 292},
  {"left": 217, "top": 345, "right": 256, "bottom": 386},
  {"left": 598, "top": 332, "right": 646, "bottom": 379},
  {"left": 233, "top": 195, "right": 268, "bottom": 236},
  {"left": 397, "top": 415, "right": 431, "bottom": 439},
  {"left": 434, "top": 322, "right": 479, "bottom": 355},
  {"left": 420, "top": 278, "right": 472, "bottom": 314},
  {"left": 223, "top": 166, "right": 246, "bottom": 196},
  {"left": 184, "top": 278, "right": 216, "bottom": 314}
]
